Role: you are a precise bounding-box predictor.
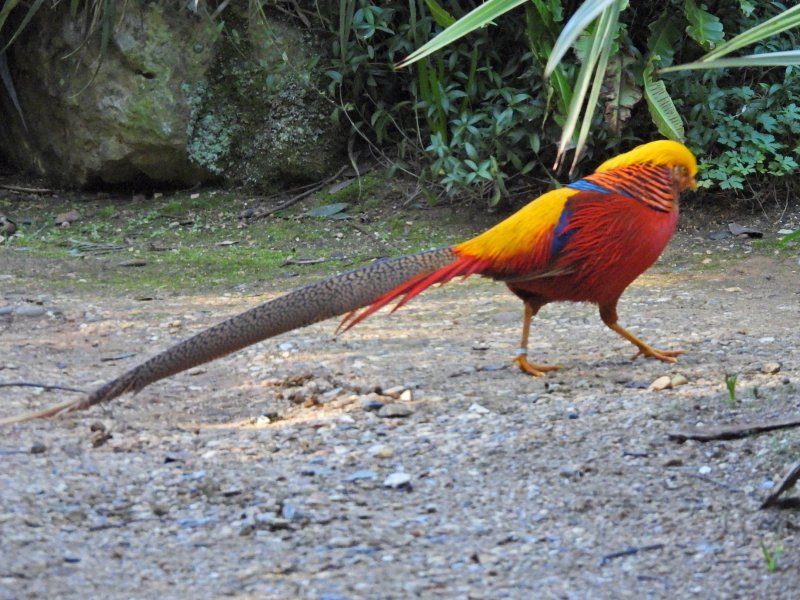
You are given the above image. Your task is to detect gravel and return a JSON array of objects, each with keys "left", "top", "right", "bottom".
[{"left": 1, "top": 245, "right": 799, "bottom": 598}]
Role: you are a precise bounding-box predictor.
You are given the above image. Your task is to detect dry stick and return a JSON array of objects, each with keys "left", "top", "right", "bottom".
[
  {"left": 0, "top": 184, "right": 53, "bottom": 194},
  {"left": 0, "top": 382, "right": 86, "bottom": 394},
  {"left": 668, "top": 417, "right": 800, "bottom": 443},
  {"left": 280, "top": 256, "right": 349, "bottom": 266},
  {"left": 761, "top": 462, "right": 800, "bottom": 510},
  {"left": 248, "top": 165, "right": 350, "bottom": 221},
  {"left": 599, "top": 544, "right": 664, "bottom": 567}
]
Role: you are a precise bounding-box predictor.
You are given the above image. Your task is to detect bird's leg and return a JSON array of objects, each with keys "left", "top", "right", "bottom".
[
  {"left": 599, "top": 303, "right": 685, "bottom": 363},
  {"left": 513, "top": 302, "right": 560, "bottom": 376}
]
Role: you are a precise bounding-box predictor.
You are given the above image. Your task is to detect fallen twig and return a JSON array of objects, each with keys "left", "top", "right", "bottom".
[
  {"left": 761, "top": 461, "right": 800, "bottom": 510},
  {"left": 599, "top": 543, "right": 664, "bottom": 566},
  {"left": 244, "top": 165, "right": 349, "bottom": 221},
  {"left": 0, "top": 381, "right": 85, "bottom": 394},
  {"left": 0, "top": 184, "right": 53, "bottom": 194},
  {"left": 668, "top": 417, "right": 800, "bottom": 443},
  {"left": 280, "top": 256, "right": 349, "bottom": 266}
]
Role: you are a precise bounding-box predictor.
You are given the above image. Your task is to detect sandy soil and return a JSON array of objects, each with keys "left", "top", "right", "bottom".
[{"left": 1, "top": 228, "right": 799, "bottom": 599}]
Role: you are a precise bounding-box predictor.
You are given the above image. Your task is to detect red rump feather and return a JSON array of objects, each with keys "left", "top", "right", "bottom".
[{"left": 338, "top": 254, "right": 492, "bottom": 332}]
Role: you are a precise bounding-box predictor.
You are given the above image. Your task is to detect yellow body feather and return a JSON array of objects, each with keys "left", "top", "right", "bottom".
[{"left": 454, "top": 187, "right": 578, "bottom": 268}]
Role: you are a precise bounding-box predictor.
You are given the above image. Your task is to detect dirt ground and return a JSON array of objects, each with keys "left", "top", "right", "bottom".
[{"left": 1, "top": 211, "right": 800, "bottom": 598}]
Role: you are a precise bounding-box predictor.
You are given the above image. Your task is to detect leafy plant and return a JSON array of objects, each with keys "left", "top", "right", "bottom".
[
  {"left": 760, "top": 541, "right": 784, "bottom": 572},
  {"left": 725, "top": 373, "right": 739, "bottom": 404},
  {"left": 397, "top": 0, "right": 800, "bottom": 175}
]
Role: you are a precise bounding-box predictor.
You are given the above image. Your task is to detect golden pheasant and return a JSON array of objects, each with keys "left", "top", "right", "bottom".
[{"left": 3, "top": 140, "right": 697, "bottom": 422}]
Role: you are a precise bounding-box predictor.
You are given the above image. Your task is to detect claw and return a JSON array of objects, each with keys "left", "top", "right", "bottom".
[
  {"left": 632, "top": 346, "right": 685, "bottom": 363},
  {"left": 513, "top": 354, "right": 560, "bottom": 377}
]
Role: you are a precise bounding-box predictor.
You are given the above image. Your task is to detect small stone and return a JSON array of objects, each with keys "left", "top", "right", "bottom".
[
  {"left": 649, "top": 375, "right": 672, "bottom": 391},
  {"left": 377, "top": 403, "right": 413, "bottom": 418},
  {"left": 13, "top": 305, "right": 46, "bottom": 318},
  {"left": 662, "top": 457, "right": 683, "bottom": 467},
  {"left": 328, "top": 536, "right": 355, "bottom": 548},
  {"left": 698, "top": 465, "right": 712, "bottom": 475},
  {"left": 761, "top": 362, "right": 781, "bottom": 375},
  {"left": 369, "top": 444, "right": 395, "bottom": 459},
  {"left": 383, "top": 472, "right": 412, "bottom": 489},
  {"left": 399, "top": 389, "right": 413, "bottom": 402},
  {"left": 55, "top": 210, "right": 80, "bottom": 225},
  {"left": 345, "top": 469, "right": 377, "bottom": 482},
  {"left": 382, "top": 385, "right": 406, "bottom": 399},
  {"left": 778, "top": 228, "right": 795, "bottom": 236},
  {"left": 30, "top": 442, "right": 47, "bottom": 454},
  {"left": 360, "top": 394, "right": 384, "bottom": 412},
  {"left": 91, "top": 431, "right": 112, "bottom": 448},
  {"left": 468, "top": 403, "right": 490, "bottom": 414},
  {"left": 670, "top": 374, "right": 689, "bottom": 388}
]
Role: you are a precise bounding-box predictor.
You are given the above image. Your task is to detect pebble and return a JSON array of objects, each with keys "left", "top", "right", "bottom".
[
  {"left": 345, "top": 469, "right": 377, "bottom": 482},
  {"left": 360, "top": 394, "right": 384, "bottom": 412},
  {"left": 698, "top": 465, "right": 712, "bottom": 475},
  {"left": 10, "top": 305, "right": 47, "bottom": 318},
  {"left": 670, "top": 374, "right": 689, "bottom": 388},
  {"left": 382, "top": 385, "right": 406, "bottom": 399},
  {"left": 383, "top": 472, "right": 412, "bottom": 489},
  {"left": 30, "top": 442, "right": 47, "bottom": 454},
  {"left": 468, "top": 403, "right": 491, "bottom": 414},
  {"left": 368, "top": 444, "right": 395, "bottom": 459},
  {"left": 761, "top": 362, "right": 781, "bottom": 374},
  {"left": 649, "top": 375, "right": 672, "bottom": 391},
  {"left": 377, "top": 404, "right": 413, "bottom": 418}
]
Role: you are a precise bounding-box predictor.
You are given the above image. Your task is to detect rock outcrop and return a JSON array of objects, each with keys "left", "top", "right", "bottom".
[{"left": 0, "top": 2, "right": 345, "bottom": 189}]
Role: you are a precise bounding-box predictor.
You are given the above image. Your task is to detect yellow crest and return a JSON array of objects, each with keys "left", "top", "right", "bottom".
[{"left": 595, "top": 140, "right": 697, "bottom": 176}]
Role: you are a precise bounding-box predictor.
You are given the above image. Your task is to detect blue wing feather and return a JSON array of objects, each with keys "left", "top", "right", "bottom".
[{"left": 566, "top": 180, "right": 611, "bottom": 193}]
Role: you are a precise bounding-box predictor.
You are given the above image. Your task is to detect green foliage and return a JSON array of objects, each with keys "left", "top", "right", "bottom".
[
  {"left": 724, "top": 373, "right": 738, "bottom": 404},
  {"left": 672, "top": 11, "right": 800, "bottom": 193},
  {"left": 395, "top": 0, "right": 800, "bottom": 198},
  {"left": 327, "top": 0, "right": 564, "bottom": 203},
  {"left": 760, "top": 541, "right": 784, "bottom": 572}
]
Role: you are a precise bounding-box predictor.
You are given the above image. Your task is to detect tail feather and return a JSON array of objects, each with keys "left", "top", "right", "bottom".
[
  {"left": 3, "top": 247, "right": 458, "bottom": 422},
  {"left": 339, "top": 254, "right": 492, "bottom": 332}
]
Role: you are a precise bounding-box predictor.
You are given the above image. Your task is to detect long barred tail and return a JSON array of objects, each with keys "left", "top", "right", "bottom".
[
  {"left": 338, "top": 254, "right": 492, "bottom": 331},
  {"left": 1, "top": 248, "right": 458, "bottom": 423}
]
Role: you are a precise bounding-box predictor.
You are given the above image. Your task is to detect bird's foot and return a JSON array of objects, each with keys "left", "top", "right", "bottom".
[
  {"left": 632, "top": 345, "right": 685, "bottom": 363},
  {"left": 513, "top": 353, "right": 560, "bottom": 377}
]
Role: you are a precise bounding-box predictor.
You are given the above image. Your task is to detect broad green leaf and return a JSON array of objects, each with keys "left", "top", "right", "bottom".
[
  {"left": 424, "top": 0, "right": 456, "bottom": 28},
  {"left": 661, "top": 50, "right": 800, "bottom": 72},
  {"left": 568, "top": 0, "right": 624, "bottom": 174},
  {"left": 684, "top": 0, "right": 724, "bottom": 51},
  {"left": 647, "top": 11, "right": 681, "bottom": 67},
  {"left": 0, "top": 52, "right": 25, "bottom": 130},
  {"left": 396, "top": 0, "right": 529, "bottom": 69},
  {"left": 0, "top": 0, "right": 20, "bottom": 34},
  {"left": 308, "top": 203, "right": 350, "bottom": 218},
  {"left": 545, "top": 0, "right": 616, "bottom": 77},
  {"left": 643, "top": 60, "right": 684, "bottom": 141},
  {"left": 738, "top": 0, "right": 755, "bottom": 17},
  {"left": 339, "top": 0, "right": 357, "bottom": 62},
  {"left": 0, "top": 0, "right": 45, "bottom": 55},
  {"left": 698, "top": 5, "right": 800, "bottom": 62},
  {"left": 603, "top": 52, "right": 641, "bottom": 134}
]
